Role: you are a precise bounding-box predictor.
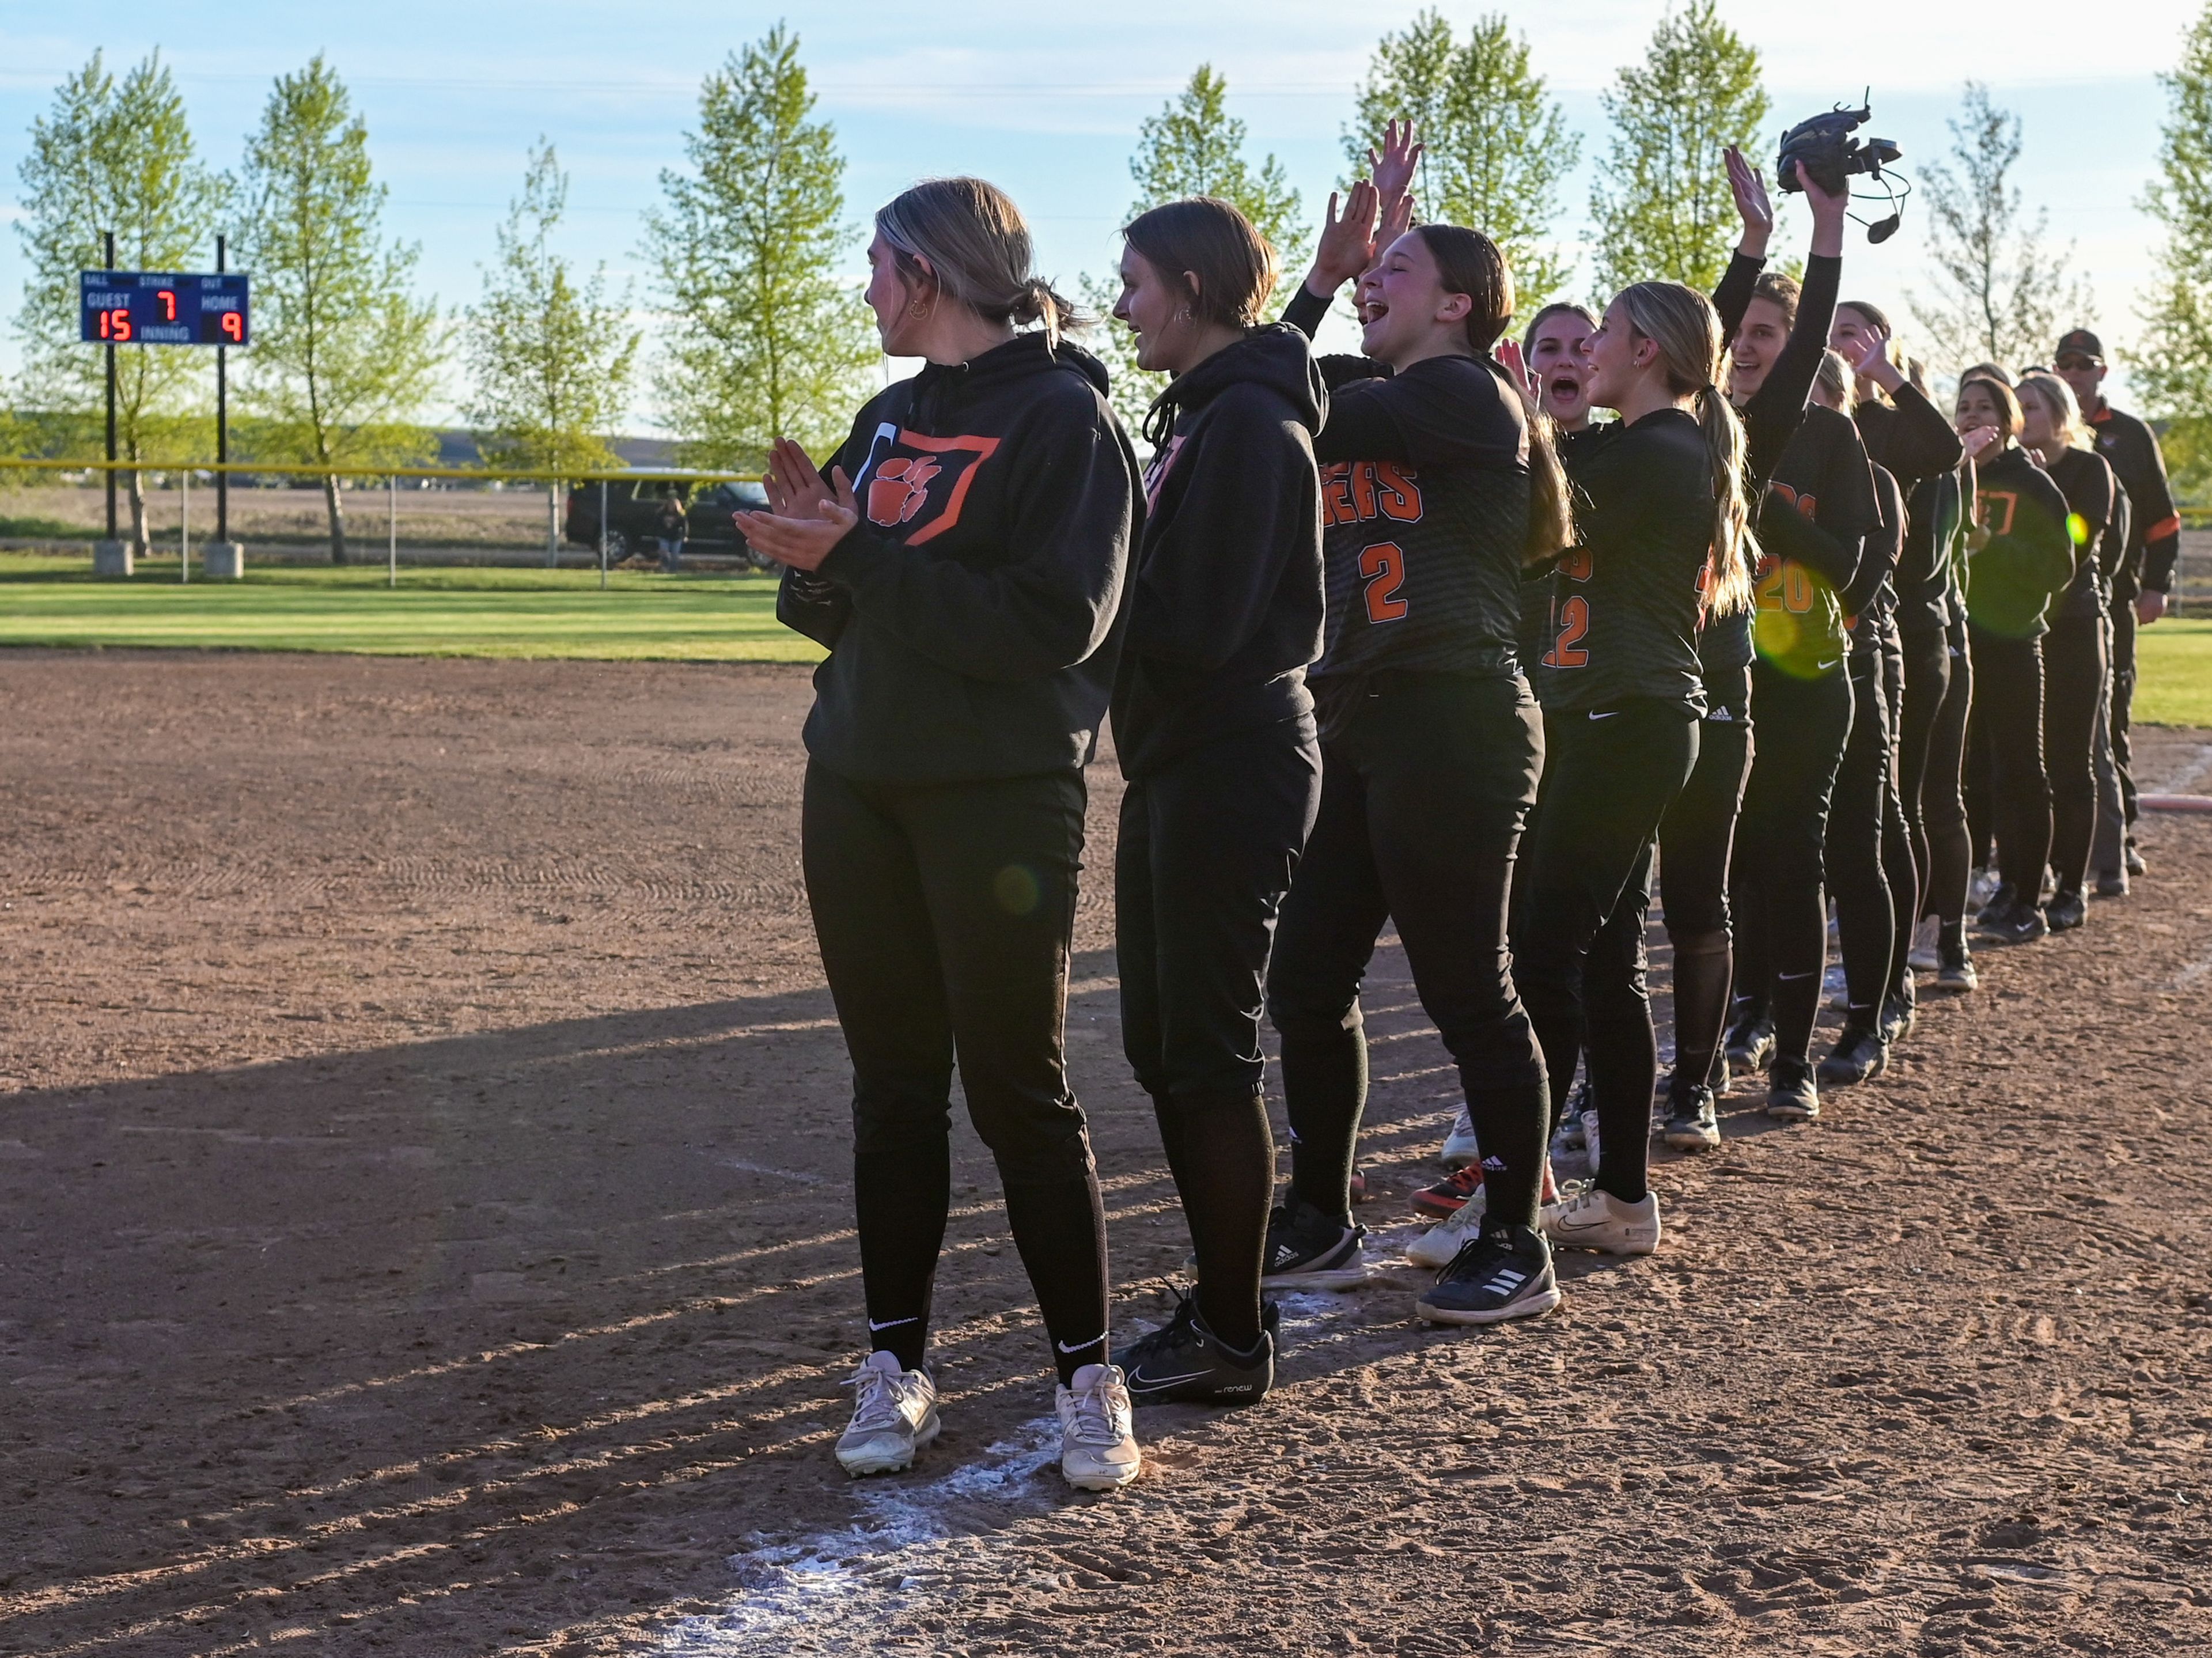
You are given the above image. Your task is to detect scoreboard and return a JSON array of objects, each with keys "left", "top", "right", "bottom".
[{"left": 79, "top": 271, "right": 249, "bottom": 346}]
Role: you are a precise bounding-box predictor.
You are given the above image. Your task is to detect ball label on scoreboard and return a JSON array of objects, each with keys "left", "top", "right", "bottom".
[{"left": 78, "top": 271, "right": 251, "bottom": 346}]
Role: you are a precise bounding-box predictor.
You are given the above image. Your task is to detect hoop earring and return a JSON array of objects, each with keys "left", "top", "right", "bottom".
[{"left": 908, "top": 300, "right": 933, "bottom": 320}]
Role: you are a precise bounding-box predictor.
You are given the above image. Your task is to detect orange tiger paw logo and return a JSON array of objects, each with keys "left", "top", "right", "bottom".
[{"left": 868, "top": 457, "right": 942, "bottom": 526}]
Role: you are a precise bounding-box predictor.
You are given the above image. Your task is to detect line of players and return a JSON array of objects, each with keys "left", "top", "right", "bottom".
[{"left": 732, "top": 122, "right": 2181, "bottom": 1494}]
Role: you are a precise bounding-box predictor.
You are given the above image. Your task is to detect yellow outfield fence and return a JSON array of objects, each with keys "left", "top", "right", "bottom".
[{"left": 0, "top": 456, "right": 761, "bottom": 484}]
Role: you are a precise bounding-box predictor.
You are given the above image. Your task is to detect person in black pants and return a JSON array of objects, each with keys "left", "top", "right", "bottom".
[
  {"left": 743, "top": 179, "right": 1143, "bottom": 1493},
  {"left": 1105, "top": 196, "right": 1326, "bottom": 1407},
  {"left": 1255, "top": 137, "right": 1573, "bottom": 1327},
  {"left": 1652, "top": 147, "right": 1832, "bottom": 1153},
  {"left": 2018, "top": 370, "right": 2118, "bottom": 932},
  {"left": 1517, "top": 277, "right": 1758, "bottom": 1258},
  {"left": 1955, "top": 374, "right": 2078, "bottom": 945}
]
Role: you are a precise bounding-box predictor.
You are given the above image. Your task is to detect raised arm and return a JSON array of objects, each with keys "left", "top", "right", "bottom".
[
  {"left": 1844, "top": 336, "right": 1963, "bottom": 486},
  {"left": 1712, "top": 146, "right": 1774, "bottom": 340}
]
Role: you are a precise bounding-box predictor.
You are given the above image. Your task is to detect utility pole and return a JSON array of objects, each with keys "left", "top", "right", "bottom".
[
  {"left": 216, "top": 233, "right": 229, "bottom": 545},
  {"left": 104, "top": 229, "right": 117, "bottom": 542}
]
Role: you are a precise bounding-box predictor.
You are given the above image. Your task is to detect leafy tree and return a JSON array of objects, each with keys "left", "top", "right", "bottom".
[
  {"left": 12, "top": 51, "right": 221, "bottom": 551},
  {"left": 466, "top": 140, "right": 639, "bottom": 560},
  {"left": 1588, "top": 0, "right": 1769, "bottom": 298},
  {"left": 234, "top": 55, "right": 444, "bottom": 563},
  {"left": 1347, "top": 11, "right": 1581, "bottom": 305},
  {"left": 1084, "top": 65, "right": 1305, "bottom": 437},
  {"left": 1908, "top": 81, "right": 2092, "bottom": 378},
  {"left": 2128, "top": 3, "right": 2212, "bottom": 494},
  {"left": 643, "top": 27, "right": 873, "bottom": 471}
]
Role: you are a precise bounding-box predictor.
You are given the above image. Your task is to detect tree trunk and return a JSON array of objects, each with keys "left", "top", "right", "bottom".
[
  {"left": 323, "top": 474, "right": 350, "bottom": 565},
  {"left": 127, "top": 470, "right": 149, "bottom": 558}
]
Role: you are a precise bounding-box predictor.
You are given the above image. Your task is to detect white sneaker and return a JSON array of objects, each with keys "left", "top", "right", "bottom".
[
  {"left": 1539, "top": 1186, "right": 1661, "bottom": 1256},
  {"left": 1579, "top": 1108, "right": 1602, "bottom": 1171},
  {"left": 1968, "top": 866, "right": 1999, "bottom": 911},
  {"left": 835, "top": 1350, "right": 939, "bottom": 1477},
  {"left": 1441, "top": 1106, "right": 1480, "bottom": 1164},
  {"left": 1906, "top": 915, "right": 1941, "bottom": 972},
  {"left": 1056, "top": 1363, "right": 1141, "bottom": 1491},
  {"left": 1406, "top": 1189, "right": 1488, "bottom": 1269}
]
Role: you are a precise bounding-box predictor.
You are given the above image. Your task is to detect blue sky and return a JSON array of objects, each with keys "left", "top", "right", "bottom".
[{"left": 1, "top": 0, "right": 2199, "bottom": 425}]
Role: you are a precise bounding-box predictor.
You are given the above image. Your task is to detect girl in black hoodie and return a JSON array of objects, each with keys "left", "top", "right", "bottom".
[
  {"left": 1105, "top": 196, "right": 1326, "bottom": 1407},
  {"left": 740, "top": 179, "right": 1143, "bottom": 1494}
]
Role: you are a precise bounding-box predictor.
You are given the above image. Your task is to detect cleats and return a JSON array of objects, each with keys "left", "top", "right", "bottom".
[
  {"left": 1260, "top": 1198, "right": 1368, "bottom": 1291},
  {"left": 2046, "top": 888, "right": 2088, "bottom": 932},
  {"left": 1724, "top": 1003, "right": 1775, "bottom": 1072},
  {"left": 836, "top": 1350, "right": 941, "bottom": 1477},
  {"left": 1411, "top": 1163, "right": 1484, "bottom": 1220},
  {"left": 1405, "top": 1163, "right": 1560, "bottom": 1269},
  {"left": 1979, "top": 899, "right": 2049, "bottom": 945},
  {"left": 1441, "top": 1106, "right": 1481, "bottom": 1165},
  {"left": 1816, "top": 1023, "right": 1889, "bottom": 1087},
  {"left": 1661, "top": 1084, "right": 1722, "bottom": 1152},
  {"left": 1056, "top": 1363, "right": 1141, "bottom": 1490},
  {"left": 1765, "top": 1056, "right": 1820, "bottom": 1121},
  {"left": 1122, "top": 1288, "right": 1273, "bottom": 1407},
  {"left": 1415, "top": 1224, "right": 1562, "bottom": 1326},
  {"left": 1539, "top": 1184, "right": 1661, "bottom": 1255}
]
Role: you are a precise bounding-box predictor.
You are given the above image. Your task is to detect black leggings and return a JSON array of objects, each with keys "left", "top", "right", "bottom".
[
  {"left": 1896, "top": 625, "right": 1950, "bottom": 920},
  {"left": 1656, "top": 671, "right": 1753, "bottom": 1093},
  {"left": 1922, "top": 624, "right": 1974, "bottom": 923},
  {"left": 2041, "top": 612, "right": 2107, "bottom": 896},
  {"left": 804, "top": 761, "right": 1107, "bottom": 1383},
  {"left": 1733, "top": 663, "right": 1851, "bottom": 1065},
  {"left": 1268, "top": 673, "right": 1546, "bottom": 1230},
  {"left": 1878, "top": 634, "right": 1919, "bottom": 1002},
  {"left": 1119, "top": 721, "right": 1320, "bottom": 1349},
  {"left": 2108, "top": 596, "right": 2139, "bottom": 831},
  {"left": 1826, "top": 648, "right": 1893, "bottom": 1025},
  {"left": 1512, "top": 700, "right": 1698, "bottom": 1208},
  {"left": 1968, "top": 626, "right": 2052, "bottom": 900}
]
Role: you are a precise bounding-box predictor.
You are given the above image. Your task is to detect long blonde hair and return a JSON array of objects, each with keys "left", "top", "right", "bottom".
[
  {"left": 2016, "top": 370, "right": 2085, "bottom": 451},
  {"left": 1613, "top": 281, "right": 1757, "bottom": 618},
  {"left": 876, "top": 177, "right": 1077, "bottom": 346}
]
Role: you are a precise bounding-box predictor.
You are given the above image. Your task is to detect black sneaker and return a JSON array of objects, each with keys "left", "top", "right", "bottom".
[
  {"left": 2046, "top": 888, "right": 2088, "bottom": 932},
  {"left": 1260, "top": 1198, "right": 1368, "bottom": 1291},
  {"left": 1936, "top": 925, "right": 1978, "bottom": 993},
  {"left": 1661, "top": 1082, "right": 1721, "bottom": 1151},
  {"left": 1414, "top": 1224, "right": 1561, "bottom": 1326},
  {"left": 1975, "top": 883, "right": 2019, "bottom": 931},
  {"left": 1766, "top": 1056, "right": 1820, "bottom": 1121},
  {"left": 1982, "top": 900, "right": 2049, "bottom": 945},
  {"left": 1877, "top": 990, "right": 1916, "bottom": 1046},
  {"left": 1816, "top": 1023, "right": 1889, "bottom": 1087},
  {"left": 1122, "top": 1288, "right": 1272, "bottom": 1406},
  {"left": 2093, "top": 869, "right": 2128, "bottom": 899},
  {"left": 1724, "top": 1002, "right": 1775, "bottom": 1072}
]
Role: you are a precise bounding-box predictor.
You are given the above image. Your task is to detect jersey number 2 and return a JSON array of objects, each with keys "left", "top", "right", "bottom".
[
  {"left": 1543, "top": 595, "right": 1590, "bottom": 668},
  {"left": 1359, "top": 542, "right": 1408, "bottom": 623}
]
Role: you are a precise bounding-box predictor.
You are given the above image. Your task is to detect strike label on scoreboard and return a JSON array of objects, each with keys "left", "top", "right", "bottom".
[{"left": 78, "top": 271, "right": 250, "bottom": 346}]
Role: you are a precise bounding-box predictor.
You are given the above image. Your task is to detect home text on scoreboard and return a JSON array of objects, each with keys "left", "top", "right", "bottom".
[{"left": 78, "top": 271, "right": 251, "bottom": 346}]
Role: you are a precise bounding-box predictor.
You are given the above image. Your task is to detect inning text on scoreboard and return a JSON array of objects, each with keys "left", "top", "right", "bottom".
[{"left": 78, "top": 271, "right": 251, "bottom": 346}]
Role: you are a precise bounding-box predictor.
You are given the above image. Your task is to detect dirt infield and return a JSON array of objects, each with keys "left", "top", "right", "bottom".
[{"left": 2, "top": 652, "right": 2207, "bottom": 1657}]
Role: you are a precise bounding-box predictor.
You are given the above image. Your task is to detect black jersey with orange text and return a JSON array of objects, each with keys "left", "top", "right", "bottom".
[
  {"left": 1278, "top": 287, "right": 1531, "bottom": 684},
  {"left": 1540, "top": 407, "right": 1713, "bottom": 715},
  {"left": 2046, "top": 446, "right": 2117, "bottom": 622},
  {"left": 1965, "top": 444, "right": 2075, "bottom": 640},
  {"left": 2085, "top": 403, "right": 2180, "bottom": 597},
  {"left": 1749, "top": 404, "right": 1878, "bottom": 681}
]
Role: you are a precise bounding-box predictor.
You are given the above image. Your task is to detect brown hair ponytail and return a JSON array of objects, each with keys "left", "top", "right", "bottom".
[{"left": 876, "top": 177, "right": 1078, "bottom": 346}]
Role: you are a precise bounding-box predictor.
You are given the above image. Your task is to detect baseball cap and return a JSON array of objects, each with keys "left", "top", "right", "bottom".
[{"left": 2054, "top": 329, "right": 2104, "bottom": 365}]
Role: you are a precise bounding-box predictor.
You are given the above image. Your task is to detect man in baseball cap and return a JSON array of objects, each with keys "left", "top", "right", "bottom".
[{"left": 2051, "top": 327, "right": 2180, "bottom": 891}]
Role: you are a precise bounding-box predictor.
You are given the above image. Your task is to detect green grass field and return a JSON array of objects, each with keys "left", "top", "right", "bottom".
[
  {"left": 2, "top": 552, "right": 2208, "bottom": 724},
  {"left": 0, "top": 552, "right": 823, "bottom": 662}
]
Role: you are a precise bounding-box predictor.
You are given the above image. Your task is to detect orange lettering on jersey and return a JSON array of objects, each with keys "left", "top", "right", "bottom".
[
  {"left": 1372, "top": 463, "right": 1423, "bottom": 522},
  {"left": 1976, "top": 489, "right": 2018, "bottom": 536},
  {"left": 1768, "top": 480, "right": 1819, "bottom": 520},
  {"left": 1349, "top": 464, "right": 1378, "bottom": 521},
  {"left": 1320, "top": 463, "right": 1356, "bottom": 527},
  {"left": 1556, "top": 544, "right": 1593, "bottom": 582}
]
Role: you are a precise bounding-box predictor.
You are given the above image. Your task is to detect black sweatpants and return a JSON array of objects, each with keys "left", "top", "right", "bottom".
[
  {"left": 1512, "top": 699, "right": 1698, "bottom": 1209},
  {"left": 1827, "top": 648, "right": 1893, "bottom": 1026},
  {"left": 1733, "top": 663, "right": 1851, "bottom": 1065},
  {"left": 1969, "top": 626, "right": 2052, "bottom": 902},
  {"left": 1119, "top": 720, "right": 1320, "bottom": 1347},
  {"left": 1878, "top": 634, "right": 1919, "bottom": 1002},
  {"left": 1896, "top": 626, "right": 1951, "bottom": 921},
  {"left": 2108, "top": 596, "right": 2139, "bottom": 831},
  {"left": 1268, "top": 673, "right": 1545, "bottom": 1230},
  {"left": 2042, "top": 612, "right": 2107, "bottom": 897},
  {"left": 1656, "top": 671, "right": 1753, "bottom": 1096},
  {"left": 804, "top": 761, "right": 1107, "bottom": 1384},
  {"left": 1922, "top": 624, "right": 1975, "bottom": 925}
]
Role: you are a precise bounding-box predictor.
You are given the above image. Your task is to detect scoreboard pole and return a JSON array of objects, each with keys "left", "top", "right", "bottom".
[
  {"left": 104, "top": 231, "right": 117, "bottom": 542},
  {"left": 216, "top": 235, "right": 230, "bottom": 546}
]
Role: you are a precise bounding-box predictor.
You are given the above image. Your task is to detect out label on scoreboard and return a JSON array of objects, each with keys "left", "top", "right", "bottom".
[{"left": 78, "top": 271, "right": 250, "bottom": 346}]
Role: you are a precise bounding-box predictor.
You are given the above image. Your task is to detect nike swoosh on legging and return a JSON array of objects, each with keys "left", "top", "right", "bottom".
[{"left": 868, "top": 1316, "right": 919, "bottom": 1331}]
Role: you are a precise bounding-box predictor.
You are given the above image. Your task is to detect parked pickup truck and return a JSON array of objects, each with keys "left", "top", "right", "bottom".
[{"left": 563, "top": 474, "right": 773, "bottom": 567}]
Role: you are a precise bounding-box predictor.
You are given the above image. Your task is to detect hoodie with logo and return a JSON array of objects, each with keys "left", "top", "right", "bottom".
[
  {"left": 777, "top": 332, "right": 1141, "bottom": 785},
  {"left": 1965, "top": 444, "right": 2075, "bottom": 640},
  {"left": 1109, "top": 324, "right": 1327, "bottom": 778}
]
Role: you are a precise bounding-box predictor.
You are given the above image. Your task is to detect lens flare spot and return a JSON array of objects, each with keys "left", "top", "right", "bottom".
[
  {"left": 993, "top": 864, "right": 1040, "bottom": 916},
  {"left": 2067, "top": 512, "right": 2090, "bottom": 547}
]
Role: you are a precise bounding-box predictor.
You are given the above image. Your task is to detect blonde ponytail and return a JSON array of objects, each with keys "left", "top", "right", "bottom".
[{"left": 1616, "top": 281, "right": 1757, "bottom": 618}]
